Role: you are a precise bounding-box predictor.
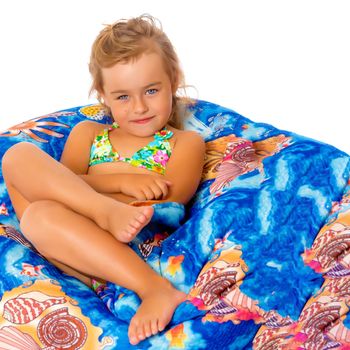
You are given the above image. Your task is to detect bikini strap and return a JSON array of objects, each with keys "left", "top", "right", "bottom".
[
  {"left": 108, "top": 121, "right": 119, "bottom": 131},
  {"left": 154, "top": 128, "right": 173, "bottom": 141}
]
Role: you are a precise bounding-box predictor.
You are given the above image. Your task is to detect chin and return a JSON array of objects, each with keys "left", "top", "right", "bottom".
[
  {"left": 130, "top": 129, "right": 157, "bottom": 138},
  {"left": 130, "top": 124, "right": 163, "bottom": 137}
]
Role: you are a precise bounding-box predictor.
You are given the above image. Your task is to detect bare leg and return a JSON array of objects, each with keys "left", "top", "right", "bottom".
[
  {"left": 20, "top": 200, "right": 186, "bottom": 345},
  {"left": 2, "top": 142, "right": 153, "bottom": 242}
]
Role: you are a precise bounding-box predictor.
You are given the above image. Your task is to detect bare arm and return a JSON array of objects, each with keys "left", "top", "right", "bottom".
[
  {"left": 161, "top": 130, "right": 205, "bottom": 204},
  {"left": 60, "top": 120, "right": 98, "bottom": 174},
  {"left": 61, "top": 121, "right": 205, "bottom": 204},
  {"left": 60, "top": 121, "right": 133, "bottom": 194},
  {"left": 60, "top": 121, "right": 172, "bottom": 200},
  {"left": 79, "top": 172, "right": 170, "bottom": 200},
  {"left": 106, "top": 131, "right": 205, "bottom": 205}
]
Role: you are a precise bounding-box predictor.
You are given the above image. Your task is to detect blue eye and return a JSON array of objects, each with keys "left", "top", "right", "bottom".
[
  {"left": 146, "top": 88, "right": 158, "bottom": 95},
  {"left": 117, "top": 95, "right": 128, "bottom": 100}
]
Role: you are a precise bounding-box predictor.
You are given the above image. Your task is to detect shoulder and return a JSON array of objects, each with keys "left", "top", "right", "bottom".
[
  {"left": 169, "top": 128, "right": 205, "bottom": 158},
  {"left": 171, "top": 128, "right": 205, "bottom": 149},
  {"left": 69, "top": 120, "right": 110, "bottom": 140},
  {"left": 71, "top": 120, "right": 109, "bottom": 133}
]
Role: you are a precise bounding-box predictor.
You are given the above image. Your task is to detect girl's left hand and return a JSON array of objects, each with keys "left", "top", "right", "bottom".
[{"left": 118, "top": 174, "right": 172, "bottom": 201}]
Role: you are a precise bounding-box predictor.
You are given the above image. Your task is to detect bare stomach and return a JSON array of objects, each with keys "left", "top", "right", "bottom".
[{"left": 88, "top": 160, "right": 153, "bottom": 176}]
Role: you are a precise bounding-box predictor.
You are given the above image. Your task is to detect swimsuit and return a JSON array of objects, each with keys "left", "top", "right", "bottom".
[{"left": 89, "top": 122, "right": 173, "bottom": 174}]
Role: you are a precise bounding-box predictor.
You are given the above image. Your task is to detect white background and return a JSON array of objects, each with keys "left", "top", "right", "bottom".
[{"left": 0, "top": 0, "right": 349, "bottom": 153}]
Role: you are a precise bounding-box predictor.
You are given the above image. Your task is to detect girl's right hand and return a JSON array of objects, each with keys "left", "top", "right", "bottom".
[{"left": 118, "top": 174, "right": 172, "bottom": 201}]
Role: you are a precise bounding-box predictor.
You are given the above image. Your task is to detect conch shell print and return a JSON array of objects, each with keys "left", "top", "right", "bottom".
[
  {"left": 3, "top": 296, "right": 66, "bottom": 324},
  {"left": 202, "top": 134, "right": 292, "bottom": 194}
]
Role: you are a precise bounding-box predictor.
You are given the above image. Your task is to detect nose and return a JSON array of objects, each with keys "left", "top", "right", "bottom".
[{"left": 133, "top": 96, "right": 149, "bottom": 115}]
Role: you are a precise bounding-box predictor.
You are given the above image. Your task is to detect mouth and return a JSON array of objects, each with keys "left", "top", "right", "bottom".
[{"left": 131, "top": 116, "right": 154, "bottom": 124}]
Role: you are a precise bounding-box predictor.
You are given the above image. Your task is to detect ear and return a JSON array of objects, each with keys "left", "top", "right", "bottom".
[{"left": 99, "top": 91, "right": 110, "bottom": 107}]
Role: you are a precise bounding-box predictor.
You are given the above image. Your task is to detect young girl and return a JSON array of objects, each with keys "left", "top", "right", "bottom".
[{"left": 2, "top": 15, "right": 205, "bottom": 345}]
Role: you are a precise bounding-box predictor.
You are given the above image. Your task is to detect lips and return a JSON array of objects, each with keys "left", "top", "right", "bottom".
[{"left": 131, "top": 116, "right": 154, "bottom": 124}]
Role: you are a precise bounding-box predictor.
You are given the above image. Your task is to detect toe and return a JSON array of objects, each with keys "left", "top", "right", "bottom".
[
  {"left": 151, "top": 319, "right": 159, "bottom": 335},
  {"left": 128, "top": 321, "right": 139, "bottom": 345},
  {"left": 135, "top": 212, "right": 147, "bottom": 224},
  {"left": 129, "top": 316, "right": 149, "bottom": 345},
  {"left": 138, "top": 207, "right": 154, "bottom": 223},
  {"left": 127, "top": 225, "right": 137, "bottom": 235},
  {"left": 136, "top": 323, "right": 146, "bottom": 342},
  {"left": 130, "top": 220, "right": 142, "bottom": 230},
  {"left": 144, "top": 320, "right": 152, "bottom": 338},
  {"left": 158, "top": 319, "right": 166, "bottom": 332},
  {"left": 118, "top": 229, "right": 133, "bottom": 243},
  {"left": 145, "top": 206, "right": 154, "bottom": 217}
]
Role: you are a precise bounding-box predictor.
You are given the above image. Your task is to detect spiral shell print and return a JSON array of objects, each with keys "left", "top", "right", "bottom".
[
  {"left": 3, "top": 296, "right": 66, "bottom": 324},
  {"left": 196, "top": 267, "right": 237, "bottom": 306},
  {"left": 38, "top": 307, "right": 87, "bottom": 349}
]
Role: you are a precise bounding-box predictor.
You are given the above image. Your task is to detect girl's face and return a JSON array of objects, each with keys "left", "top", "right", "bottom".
[{"left": 101, "top": 52, "right": 174, "bottom": 138}]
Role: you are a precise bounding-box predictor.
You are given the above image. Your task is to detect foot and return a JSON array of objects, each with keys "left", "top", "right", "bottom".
[
  {"left": 128, "top": 281, "right": 186, "bottom": 345},
  {"left": 112, "top": 204, "right": 154, "bottom": 243},
  {"left": 97, "top": 199, "right": 154, "bottom": 243}
]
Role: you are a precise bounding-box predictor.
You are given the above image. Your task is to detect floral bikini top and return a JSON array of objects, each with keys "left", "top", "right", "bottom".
[{"left": 89, "top": 122, "right": 173, "bottom": 175}]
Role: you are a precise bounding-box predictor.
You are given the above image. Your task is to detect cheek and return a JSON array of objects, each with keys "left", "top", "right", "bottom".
[
  {"left": 162, "top": 91, "right": 174, "bottom": 112},
  {"left": 157, "top": 97, "right": 172, "bottom": 117},
  {"left": 109, "top": 104, "right": 129, "bottom": 120}
]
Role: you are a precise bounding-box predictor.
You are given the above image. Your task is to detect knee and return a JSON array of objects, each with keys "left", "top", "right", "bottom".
[
  {"left": 20, "top": 200, "right": 64, "bottom": 240},
  {"left": 2, "top": 142, "right": 39, "bottom": 173}
]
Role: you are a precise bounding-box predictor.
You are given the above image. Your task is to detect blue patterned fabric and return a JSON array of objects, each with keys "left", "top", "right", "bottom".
[{"left": 0, "top": 100, "right": 349, "bottom": 349}]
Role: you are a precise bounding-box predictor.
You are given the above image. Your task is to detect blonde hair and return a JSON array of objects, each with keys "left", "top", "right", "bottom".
[{"left": 89, "top": 14, "right": 188, "bottom": 129}]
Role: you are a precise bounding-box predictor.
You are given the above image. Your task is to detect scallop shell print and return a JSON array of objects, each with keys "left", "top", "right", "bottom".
[
  {"left": 38, "top": 307, "right": 87, "bottom": 349},
  {"left": 3, "top": 296, "right": 66, "bottom": 324},
  {"left": 0, "top": 326, "right": 41, "bottom": 349}
]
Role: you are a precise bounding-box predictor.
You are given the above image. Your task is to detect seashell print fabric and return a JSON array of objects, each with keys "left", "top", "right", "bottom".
[
  {"left": 0, "top": 281, "right": 114, "bottom": 349},
  {"left": 0, "top": 100, "right": 349, "bottom": 349},
  {"left": 3, "top": 295, "right": 66, "bottom": 324}
]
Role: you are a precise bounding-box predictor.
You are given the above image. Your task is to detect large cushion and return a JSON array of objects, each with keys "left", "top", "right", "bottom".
[{"left": 0, "top": 100, "right": 349, "bottom": 349}]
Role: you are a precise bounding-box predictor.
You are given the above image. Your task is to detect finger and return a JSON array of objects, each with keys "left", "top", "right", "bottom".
[
  {"left": 155, "top": 180, "right": 169, "bottom": 198},
  {"left": 134, "top": 190, "right": 147, "bottom": 201},
  {"left": 141, "top": 187, "right": 155, "bottom": 200},
  {"left": 149, "top": 184, "right": 163, "bottom": 199}
]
